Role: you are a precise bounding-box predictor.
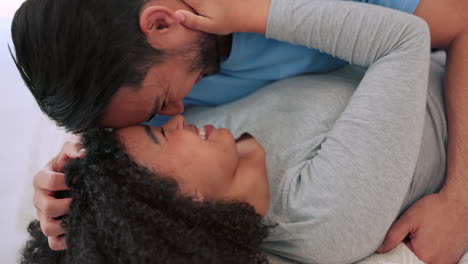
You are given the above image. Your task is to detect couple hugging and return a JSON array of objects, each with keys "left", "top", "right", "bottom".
[{"left": 12, "top": 0, "right": 468, "bottom": 263}]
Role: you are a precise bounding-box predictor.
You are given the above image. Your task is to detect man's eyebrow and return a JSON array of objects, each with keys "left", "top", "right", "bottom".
[{"left": 144, "top": 125, "right": 159, "bottom": 144}]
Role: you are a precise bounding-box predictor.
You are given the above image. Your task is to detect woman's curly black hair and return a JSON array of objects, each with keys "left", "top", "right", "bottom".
[{"left": 21, "top": 128, "right": 270, "bottom": 264}]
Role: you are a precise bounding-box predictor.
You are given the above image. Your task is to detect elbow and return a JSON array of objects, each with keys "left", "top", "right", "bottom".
[
  {"left": 300, "top": 216, "right": 390, "bottom": 263},
  {"left": 405, "top": 16, "right": 431, "bottom": 50}
]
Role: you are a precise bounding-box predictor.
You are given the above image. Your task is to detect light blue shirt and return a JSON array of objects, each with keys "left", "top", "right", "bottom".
[{"left": 148, "top": 0, "right": 420, "bottom": 126}]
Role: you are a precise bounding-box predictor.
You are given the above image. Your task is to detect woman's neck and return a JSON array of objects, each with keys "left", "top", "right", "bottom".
[{"left": 234, "top": 134, "right": 270, "bottom": 216}]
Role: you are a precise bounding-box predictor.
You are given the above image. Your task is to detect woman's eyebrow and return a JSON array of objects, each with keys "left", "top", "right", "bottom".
[{"left": 143, "top": 125, "right": 159, "bottom": 144}]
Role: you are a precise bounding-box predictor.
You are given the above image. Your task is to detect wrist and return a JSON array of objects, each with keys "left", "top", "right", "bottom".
[{"left": 439, "top": 185, "right": 468, "bottom": 210}]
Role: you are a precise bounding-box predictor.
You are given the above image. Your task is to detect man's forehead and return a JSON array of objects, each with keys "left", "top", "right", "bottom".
[
  {"left": 100, "top": 62, "right": 171, "bottom": 128},
  {"left": 100, "top": 85, "right": 159, "bottom": 128}
]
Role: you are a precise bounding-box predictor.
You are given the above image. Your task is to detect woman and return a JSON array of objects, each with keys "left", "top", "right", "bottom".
[{"left": 22, "top": 1, "right": 445, "bottom": 263}]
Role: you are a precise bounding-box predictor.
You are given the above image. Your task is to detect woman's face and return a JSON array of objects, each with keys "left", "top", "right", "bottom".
[{"left": 116, "top": 115, "right": 240, "bottom": 200}]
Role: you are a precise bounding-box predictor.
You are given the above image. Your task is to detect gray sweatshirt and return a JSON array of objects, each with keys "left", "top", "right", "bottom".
[{"left": 185, "top": 0, "right": 445, "bottom": 263}]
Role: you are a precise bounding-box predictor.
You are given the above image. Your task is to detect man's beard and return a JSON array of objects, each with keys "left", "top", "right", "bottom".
[{"left": 188, "top": 33, "right": 220, "bottom": 75}]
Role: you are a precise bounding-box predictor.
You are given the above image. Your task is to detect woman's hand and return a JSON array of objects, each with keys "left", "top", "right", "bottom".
[
  {"left": 175, "top": 0, "right": 271, "bottom": 35},
  {"left": 33, "top": 139, "right": 85, "bottom": 250}
]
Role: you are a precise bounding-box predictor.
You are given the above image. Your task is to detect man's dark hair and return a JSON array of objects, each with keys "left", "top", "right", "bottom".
[
  {"left": 20, "top": 128, "right": 270, "bottom": 264},
  {"left": 10, "top": 0, "right": 163, "bottom": 133}
]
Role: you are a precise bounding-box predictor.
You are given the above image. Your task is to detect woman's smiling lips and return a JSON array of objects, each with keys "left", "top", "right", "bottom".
[
  {"left": 204, "top": 125, "right": 214, "bottom": 139},
  {"left": 186, "top": 124, "right": 215, "bottom": 140}
]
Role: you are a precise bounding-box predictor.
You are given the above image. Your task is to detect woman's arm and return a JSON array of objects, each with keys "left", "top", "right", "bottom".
[
  {"left": 266, "top": 2, "right": 430, "bottom": 172},
  {"left": 265, "top": 1, "right": 431, "bottom": 262},
  {"left": 178, "top": 1, "right": 431, "bottom": 262}
]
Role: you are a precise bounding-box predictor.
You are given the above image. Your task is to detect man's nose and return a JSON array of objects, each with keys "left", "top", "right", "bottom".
[{"left": 158, "top": 100, "right": 184, "bottom": 116}]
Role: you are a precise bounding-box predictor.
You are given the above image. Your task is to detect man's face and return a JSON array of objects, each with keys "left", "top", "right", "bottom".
[{"left": 101, "top": 2, "right": 219, "bottom": 128}]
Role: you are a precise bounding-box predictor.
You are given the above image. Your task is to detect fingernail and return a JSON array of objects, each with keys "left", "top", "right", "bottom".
[
  {"left": 176, "top": 12, "right": 185, "bottom": 23},
  {"left": 78, "top": 148, "right": 86, "bottom": 156}
]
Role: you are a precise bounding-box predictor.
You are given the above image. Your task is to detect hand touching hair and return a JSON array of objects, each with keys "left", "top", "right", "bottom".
[{"left": 21, "top": 128, "right": 270, "bottom": 264}]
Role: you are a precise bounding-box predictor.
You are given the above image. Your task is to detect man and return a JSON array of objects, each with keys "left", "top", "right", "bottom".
[{"left": 11, "top": 0, "right": 468, "bottom": 263}]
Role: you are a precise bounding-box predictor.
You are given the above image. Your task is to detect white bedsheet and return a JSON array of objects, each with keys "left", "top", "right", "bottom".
[{"left": 1, "top": 17, "right": 467, "bottom": 264}]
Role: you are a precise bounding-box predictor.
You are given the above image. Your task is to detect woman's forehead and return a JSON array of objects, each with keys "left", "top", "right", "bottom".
[
  {"left": 116, "top": 125, "right": 150, "bottom": 147},
  {"left": 117, "top": 125, "right": 165, "bottom": 150}
]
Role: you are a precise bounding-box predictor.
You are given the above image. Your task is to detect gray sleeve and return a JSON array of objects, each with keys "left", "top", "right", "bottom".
[{"left": 264, "top": 1, "right": 431, "bottom": 263}]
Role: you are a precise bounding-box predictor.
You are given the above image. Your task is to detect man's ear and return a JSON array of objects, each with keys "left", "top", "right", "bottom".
[{"left": 139, "top": 6, "right": 180, "bottom": 49}]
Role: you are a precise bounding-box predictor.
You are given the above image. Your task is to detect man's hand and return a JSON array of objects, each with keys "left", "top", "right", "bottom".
[
  {"left": 175, "top": 0, "right": 271, "bottom": 35},
  {"left": 384, "top": 0, "right": 468, "bottom": 262},
  {"left": 33, "top": 139, "right": 85, "bottom": 250},
  {"left": 376, "top": 192, "right": 468, "bottom": 264}
]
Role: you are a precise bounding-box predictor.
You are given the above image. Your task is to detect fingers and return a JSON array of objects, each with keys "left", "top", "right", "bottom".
[
  {"left": 48, "top": 236, "right": 67, "bottom": 251},
  {"left": 179, "top": 0, "right": 203, "bottom": 14},
  {"left": 37, "top": 210, "right": 66, "bottom": 237},
  {"left": 376, "top": 212, "right": 416, "bottom": 253},
  {"left": 37, "top": 210, "right": 67, "bottom": 250},
  {"left": 33, "top": 167, "right": 71, "bottom": 217},
  {"left": 34, "top": 170, "right": 69, "bottom": 192},
  {"left": 51, "top": 141, "right": 85, "bottom": 172},
  {"left": 175, "top": 10, "right": 215, "bottom": 33},
  {"left": 34, "top": 192, "right": 71, "bottom": 218},
  {"left": 32, "top": 140, "right": 81, "bottom": 252}
]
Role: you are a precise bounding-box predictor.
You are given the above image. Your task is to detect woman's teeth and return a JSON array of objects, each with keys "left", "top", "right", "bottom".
[{"left": 198, "top": 127, "right": 207, "bottom": 140}]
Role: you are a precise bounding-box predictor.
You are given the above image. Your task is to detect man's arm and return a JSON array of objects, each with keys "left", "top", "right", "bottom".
[
  {"left": 378, "top": 1, "right": 468, "bottom": 263},
  {"left": 443, "top": 26, "right": 468, "bottom": 201}
]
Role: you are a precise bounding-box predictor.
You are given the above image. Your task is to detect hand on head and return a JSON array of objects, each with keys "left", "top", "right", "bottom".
[
  {"left": 33, "top": 139, "right": 85, "bottom": 251},
  {"left": 25, "top": 127, "right": 268, "bottom": 263},
  {"left": 175, "top": 0, "right": 271, "bottom": 35}
]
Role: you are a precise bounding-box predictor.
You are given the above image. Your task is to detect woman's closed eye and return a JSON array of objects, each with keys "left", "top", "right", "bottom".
[{"left": 144, "top": 125, "right": 160, "bottom": 144}]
